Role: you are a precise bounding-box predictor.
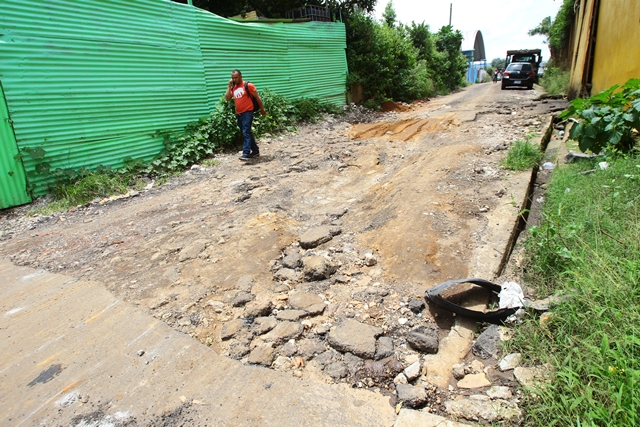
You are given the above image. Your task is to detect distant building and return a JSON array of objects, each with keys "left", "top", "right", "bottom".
[{"left": 461, "top": 30, "right": 487, "bottom": 83}]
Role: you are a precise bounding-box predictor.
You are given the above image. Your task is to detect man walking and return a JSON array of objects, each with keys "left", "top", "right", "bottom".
[{"left": 225, "top": 69, "right": 266, "bottom": 161}]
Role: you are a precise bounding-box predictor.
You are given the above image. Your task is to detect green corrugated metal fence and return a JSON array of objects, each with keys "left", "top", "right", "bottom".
[{"left": 0, "top": 0, "right": 347, "bottom": 206}]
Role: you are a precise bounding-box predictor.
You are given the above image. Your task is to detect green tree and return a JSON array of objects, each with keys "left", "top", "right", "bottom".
[
  {"left": 408, "top": 21, "right": 435, "bottom": 63},
  {"left": 491, "top": 57, "right": 506, "bottom": 69},
  {"left": 432, "top": 25, "right": 468, "bottom": 92},
  {"left": 528, "top": 16, "right": 552, "bottom": 38},
  {"left": 529, "top": 0, "right": 575, "bottom": 67},
  {"left": 382, "top": 1, "right": 397, "bottom": 27}
]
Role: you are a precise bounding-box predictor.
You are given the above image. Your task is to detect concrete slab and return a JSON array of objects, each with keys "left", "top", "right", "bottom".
[{"left": 0, "top": 259, "right": 395, "bottom": 427}]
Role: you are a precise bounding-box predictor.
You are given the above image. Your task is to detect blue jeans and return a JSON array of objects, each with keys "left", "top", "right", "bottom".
[{"left": 237, "top": 112, "right": 259, "bottom": 157}]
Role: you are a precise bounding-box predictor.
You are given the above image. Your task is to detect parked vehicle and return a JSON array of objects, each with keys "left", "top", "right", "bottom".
[
  {"left": 501, "top": 62, "right": 536, "bottom": 90},
  {"left": 505, "top": 49, "right": 542, "bottom": 82}
]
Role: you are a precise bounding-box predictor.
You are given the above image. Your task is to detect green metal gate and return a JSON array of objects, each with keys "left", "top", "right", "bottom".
[{"left": 0, "top": 82, "right": 31, "bottom": 209}]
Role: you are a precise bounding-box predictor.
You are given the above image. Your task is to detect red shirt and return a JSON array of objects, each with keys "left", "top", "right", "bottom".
[{"left": 231, "top": 81, "right": 257, "bottom": 114}]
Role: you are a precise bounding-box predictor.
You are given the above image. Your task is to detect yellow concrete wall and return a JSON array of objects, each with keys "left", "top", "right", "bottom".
[
  {"left": 591, "top": 0, "right": 640, "bottom": 93},
  {"left": 568, "top": 0, "right": 595, "bottom": 98}
]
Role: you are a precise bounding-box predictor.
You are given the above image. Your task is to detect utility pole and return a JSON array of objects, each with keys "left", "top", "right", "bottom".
[{"left": 449, "top": 3, "right": 452, "bottom": 26}]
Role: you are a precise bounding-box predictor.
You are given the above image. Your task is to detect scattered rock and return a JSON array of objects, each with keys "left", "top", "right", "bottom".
[
  {"left": 324, "top": 361, "right": 348, "bottom": 379},
  {"left": 289, "top": 292, "right": 324, "bottom": 310},
  {"left": 248, "top": 344, "right": 275, "bottom": 366},
  {"left": 327, "top": 318, "right": 383, "bottom": 358},
  {"left": 282, "top": 253, "right": 302, "bottom": 269},
  {"left": 228, "top": 340, "right": 251, "bottom": 359},
  {"left": 276, "top": 310, "right": 307, "bottom": 321},
  {"left": 363, "top": 253, "right": 377, "bottom": 266},
  {"left": 394, "top": 373, "right": 408, "bottom": 385},
  {"left": 457, "top": 373, "right": 491, "bottom": 389},
  {"left": 315, "top": 350, "right": 335, "bottom": 367},
  {"left": 221, "top": 319, "right": 246, "bottom": 340},
  {"left": 486, "top": 386, "right": 513, "bottom": 400},
  {"left": 403, "top": 361, "right": 421, "bottom": 382},
  {"left": 298, "top": 339, "right": 326, "bottom": 359},
  {"left": 375, "top": 336, "right": 395, "bottom": 360},
  {"left": 205, "top": 300, "right": 224, "bottom": 313},
  {"left": 445, "top": 395, "right": 522, "bottom": 423},
  {"left": 395, "top": 383, "right": 428, "bottom": 408},
  {"left": 235, "top": 276, "right": 255, "bottom": 293},
  {"left": 407, "top": 298, "right": 425, "bottom": 313},
  {"left": 343, "top": 352, "right": 364, "bottom": 376},
  {"left": 302, "top": 256, "right": 337, "bottom": 281},
  {"left": 452, "top": 363, "right": 466, "bottom": 380},
  {"left": 253, "top": 317, "right": 278, "bottom": 335},
  {"left": 280, "top": 340, "right": 298, "bottom": 357},
  {"left": 300, "top": 226, "right": 333, "bottom": 249},
  {"left": 244, "top": 300, "right": 272, "bottom": 318},
  {"left": 472, "top": 324, "right": 500, "bottom": 359},
  {"left": 178, "top": 239, "right": 209, "bottom": 262},
  {"left": 514, "top": 365, "right": 550, "bottom": 388},
  {"left": 498, "top": 353, "right": 521, "bottom": 371},
  {"left": 263, "top": 321, "right": 304, "bottom": 344},
  {"left": 274, "top": 268, "right": 298, "bottom": 282},
  {"left": 304, "top": 303, "right": 326, "bottom": 316},
  {"left": 232, "top": 293, "right": 254, "bottom": 307},
  {"left": 406, "top": 326, "right": 439, "bottom": 354}
]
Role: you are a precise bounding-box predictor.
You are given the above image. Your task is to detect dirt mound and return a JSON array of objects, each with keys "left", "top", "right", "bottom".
[
  {"left": 349, "top": 114, "right": 455, "bottom": 141},
  {"left": 380, "top": 101, "right": 412, "bottom": 112}
]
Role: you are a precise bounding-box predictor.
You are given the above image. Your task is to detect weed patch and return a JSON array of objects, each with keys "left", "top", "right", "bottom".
[
  {"left": 510, "top": 156, "right": 640, "bottom": 426},
  {"left": 500, "top": 138, "right": 543, "bottom": 171}
]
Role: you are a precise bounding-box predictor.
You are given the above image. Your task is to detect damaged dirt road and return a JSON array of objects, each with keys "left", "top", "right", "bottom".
[{"left": 0, "top": 83, "right": 566, "bottom": 426}]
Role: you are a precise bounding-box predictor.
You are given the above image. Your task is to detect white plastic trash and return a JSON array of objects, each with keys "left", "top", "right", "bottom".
[{"left": 499, "top": 282, "right": 525, "bottom": 309}]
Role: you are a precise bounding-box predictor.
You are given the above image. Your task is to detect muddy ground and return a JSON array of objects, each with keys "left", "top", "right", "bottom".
[{"left": 0, "top": 83, "right": 567, "bottom": 420}]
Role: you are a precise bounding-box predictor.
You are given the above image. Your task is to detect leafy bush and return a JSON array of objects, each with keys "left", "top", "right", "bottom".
[{"left": 560, "top": 79, "right": 640, "bottom": 153}]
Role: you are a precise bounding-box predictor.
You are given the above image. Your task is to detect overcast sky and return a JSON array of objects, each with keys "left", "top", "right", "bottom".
[{"left": 373, "top": 0, "right": 562, "bottom": 65}]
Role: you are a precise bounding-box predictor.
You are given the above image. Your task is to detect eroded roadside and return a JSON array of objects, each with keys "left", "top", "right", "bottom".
[{"left": 0, "top": 83, "right": 567, "bottom": 425}]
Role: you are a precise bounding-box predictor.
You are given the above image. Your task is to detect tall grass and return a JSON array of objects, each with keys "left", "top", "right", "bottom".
[
  {"left": 510, "top": 156, "right": 640, "bottom": 426},
  {"left": 540, "top": 67, "right": 570, "bottom": 95},
  {"left": 500, "top": 139, "right": 544, "bottom": 171}
]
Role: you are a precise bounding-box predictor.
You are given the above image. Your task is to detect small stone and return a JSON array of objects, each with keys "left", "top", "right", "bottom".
[
  {"left": 375, "top": 336, "right": 395, "bottom": 360},
  {"left": 298, "top": 339, "right": 326, "bottom": 359},
  {"left": 232, "top": 293, "right": 254, "bottom": 307},
  {"left": 282, "top": 253, "right": 302, "bottom": 269},
  {"left": 486, "top": 386, "right": 513, "bottom": 400},
  {"left": 514, "top": 365, "right": 549, "bottom": 388},
  {"left": 305, "top": 303, "right": 326, "bottom": 316},
  {"left": 457, "top": 373, "right": 491, "bottom": 389},
  {"left": 248, "top": 344, "right": 275, "bottom": 366},
  {"left": 363, "top": 253, "right": 377, "bottom": 266},
  {"left": 263, "top": 321, "right": 304, "bottom": 344},
  {"left": 406, "top": 326, "right": 439, "bottom": 354},
  {"left": 395, "top": 383, "right": 428, "bottom": 408},
  {"left": 407, "top": 298, "right": 425, "bottom": 313},
  {"left": 398, "top": 318, "right": 408, "bottom": 325},
  {"left": 276, "top": 309, "right": 307, "bottom": 321},
  {"left": 136, "top": 350, "right": 145, "bottom": 357},
  {"left": 221, "top": 319, "right": 246, "bottom": 340},
  {"left": 235, "top": 276, "right": 255, "bottom": 293},
  {"left": 253, "top": 317, "right": 278, "bottom": 335},
  {"left": 315, "top": 324, "right": 331, "bottom": 335},
  {"left": 206, "top": 300, "right": 224, "bottom": 313},
  {"left": 315, "top": 350, "right": 334, "bottom": 367},
  {"left": 289, "top": 292, "right": 324, "bottom": 310},
  {"left": 470, "top": 360, "right": 485, "bottom": 374},
  {"left": 280, "top": 340, "right": 298, "bottom": 357},
  {"left": 394, "top": 373, "right": 408, "bottom": 385},
  {"left": 324, "top": 361, "right": 348, "bottom": 379},
  {"left": 404, "top": 361, "right": 421, "bottom": 382},
  {"left": 445, "top": 395, "right": 522, "bottom": 423},
  {"left": 228, "top": 341, "right": 250, "bottom": 359},
  {"left": 498, "top": 353, "right": 522, "bottom": 371},
  {"left": 452, "top": 363, "right": 466, "bottom": 380},
  {"left": 300, "top": 226, "right": 333, "bottom": 249},
  {"left": 274, "top": 268, "right": 298, "bottom": 282},
  {"left": 273, "top": 284, "right": 290, "bottom": 293},
  {"left": 472, "top": 324, "right": 500, "bottom": 359},
  {"left": 244, "top": 300, "right": 272, "bottom": 318},
  {"left": 303, "top": 256, "right": 337, "bottom": 281},
  {"left": 327, "top": 319, "right": 383, "bottom": 359}
]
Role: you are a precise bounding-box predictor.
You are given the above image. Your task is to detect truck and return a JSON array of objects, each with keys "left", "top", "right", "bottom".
[{"left": 505, "top": 49, "right": 543, "bottom": 82}]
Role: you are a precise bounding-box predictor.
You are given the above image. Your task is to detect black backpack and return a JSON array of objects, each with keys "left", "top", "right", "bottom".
[{"left": 244, "top": 81, "right": 260, "bottom": 113}]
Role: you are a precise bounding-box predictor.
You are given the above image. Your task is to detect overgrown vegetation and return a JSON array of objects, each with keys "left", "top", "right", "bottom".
[
  {"left": 500, "top": 138, "right": 544, "bottom": 171},
  {"left": 539, "top": 65, "right": 570, "bottom": 95},
  {"left": 25, "top": 93, "right": 341, "bottom": 213},
  {"left": 510, "top": 156, "right": 640, "bottom": 426},
  {"left": 509, "top": 82, "right": 640, "bottom": 426},
  {"left": 560, "top": 79, "right": 640, "bottom": 153},
  {"left": 346, "top": 2, "right": 468, "bottom": 105},
  {"left": 529, "top": 0, "right": 575, "bottom": 66}
]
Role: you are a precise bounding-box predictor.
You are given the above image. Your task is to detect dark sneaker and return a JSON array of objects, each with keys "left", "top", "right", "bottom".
[
  {"left": 251, "top": 152, "right": 260, "bottom": 158},
  {"left": 239, "top": 155, "right": 251, "bottom": 161}
]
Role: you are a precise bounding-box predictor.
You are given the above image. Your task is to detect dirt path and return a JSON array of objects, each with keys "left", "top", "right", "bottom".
[{"left": 0, "top": 83, "right": 566, "bottom": 423}]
